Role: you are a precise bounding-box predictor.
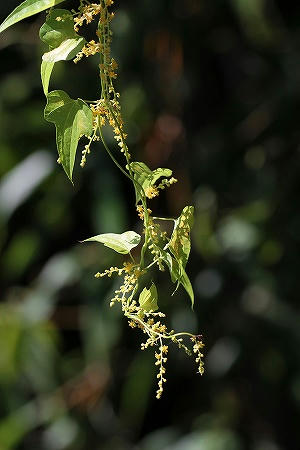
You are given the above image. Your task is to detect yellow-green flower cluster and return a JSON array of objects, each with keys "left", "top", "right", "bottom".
[
  {"left": 142, "top": 177, "right": 178, "bottom": 200},
  {"left": 73, "top": 1, "right": 131, "bottom": 163},
  {"left": 93, "top": 256, "right": 205, "bottom": 397},
  {"left": 192, "top": 336, "right": 205, "bottom": 375},
  {"left": 71, "top": 0, "right": 205, "bottom": 399},
  {"left": 73, "top": 2, "right": 102, "bottom": 32},
  {"left": 73, "top": 40, "right": 102, "bottom": 63},
  {"left": 157, "top": 177, "right": 178, "bottom": 190},
  {"left": 155, "top": 344, "right": 168, "bottom": 399},
  {"left": 136, "top": 205, "right": 152, "bottom": 220}
]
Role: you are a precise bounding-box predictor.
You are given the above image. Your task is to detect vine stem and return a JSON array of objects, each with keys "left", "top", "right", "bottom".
[
  {"left": 153, "top": 216, "right": 175, "bottom": 222},
  {"left": 97, "top": 19, "right": 152, "bottom": 271},
  {"left": 98, "top": 125, "right": 131, "bottom": 181},
  {"left": 98, "top": 122, "right": 150, "bottom": 266}
]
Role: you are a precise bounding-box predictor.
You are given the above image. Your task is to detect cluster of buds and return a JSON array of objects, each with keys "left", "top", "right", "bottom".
[
  {"left": 145, "top": 186, "right": 159, "bottom": 199},
  {"left": 74, "top": 40, "right": 102, "bottom": 64},
  {"left": 157, "top": 177, "right": 178, "bottom": 190},
  {"left": 155, "top": 344, "right": 168, "bottom": 399},
  {"left": 73, "top": 2, "right": 102, "bottom": 31},
  {"left": 71, "top": 0, "right": 205, "bottom": 400},
  {"left": 143, "top": 177, "right": 177, "bottom": 200},
  {"left": 95, "top": 265, "right": 126, "bottom": 278},
  {"left": 90, "top": 100, "right": 109, "bottom": 127},
  {"left": 74, "top": 0, "right": 130, "bottom": 164},
  {"left": 136, "top": 205, "right": 152, "bottom": 220},
  {"left": 191, "top": 335, "right": 205, "bottom": 375},
  {"left": 80, "top": 130, "right": 100, "bottom": 168}
]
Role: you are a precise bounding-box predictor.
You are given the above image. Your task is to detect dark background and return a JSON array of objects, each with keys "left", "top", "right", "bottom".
[{"left": 0, "top": 0, "right": 300, "bottom": 449}]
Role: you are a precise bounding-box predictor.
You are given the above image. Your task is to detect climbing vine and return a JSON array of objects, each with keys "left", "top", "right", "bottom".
[{"left": 0, "top": 0, "right": 204, "bottom": 399}]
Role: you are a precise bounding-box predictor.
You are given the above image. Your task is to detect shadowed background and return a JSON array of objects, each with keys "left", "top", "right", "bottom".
[{"left": 0, "top": 0, "right": 300, "bottom": 449}]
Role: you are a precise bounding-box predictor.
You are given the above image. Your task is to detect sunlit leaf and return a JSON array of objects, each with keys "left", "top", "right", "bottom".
[
  {"left": 40, "top": 9, "right": 85, "bottom": 95},
  {"left": 0, "top": 0, "right": 65, "bottom": 33},
  {"left": 159, "top": 249, "right": 195, "bottom": 307},
  {"left": 177, "top": 264, "right": 194, "bottom": 308},
  {"left": 44, "top": 90, "right": 93, "bottom": 181},
  {"left": 151, "top": 167, "right": 173, "bottom": 185},
  {"left": 41, "top": 60, "right": 54, "bottom": 95},
  {"left": 170, "top": 259, "right": 194, "bottom": 308},
  {"left": 168, "top": 206, "right": 194, "bottom": 268},
  {"left": 39, "top": 9, "right": 76, "bottom": 48},
  {"left": 82, "top": 231, "right": 141, "bottom": 254},
  {"left": 160, "top": 206, "right": 195, "bottom": 306},
  {"left": 42, "top": 37, "right": 85, "bottom": 63},
  {"left": 130, "top": 161, "right": 172, "bottom": 202},
  {"left": 138, "top": 283, "right": 158, "bottom": 311}
]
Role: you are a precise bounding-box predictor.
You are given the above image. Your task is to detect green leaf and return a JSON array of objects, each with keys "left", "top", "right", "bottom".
[
  {"left": 39, "top": 9, "right": 85, "bottom": 95},
  {"left": 0, "top": 0, "right": 65, "bottom": 33},
  {"left": 161, "top": 206, "right": 195, "bottom": 307},
  {"left": 163, "top": 251, "right": 177, "bottom": 283},
  {"left": 39, "top": 9, "right": 76, "bottom": 48},
  {"left": 159, "top": 249, "right": 194, "bottom": 308},
  {"left": 151, "top": 167, "right": 173, "bottom": 185},
  {"left": 82, "top": 231, "right": 141, "bottom": 255},
  {"left": 138, "top": 284, "right": 158, "bottom": 312},
  {"left": 177, "top": 263, "right": 194, "bottom": 308},
  {"left": 130, "top": 162, "right": 151, "bottom": 203},
  {"left": 168, "top": 206, "right": 194, "bottom": 268},
  {"left": 170, "top": 259, "right": 194, "bottom": 308},
  {"left": 41, "top": 60, "right": 54, "bottom": 95},
  {"left": 130, "top": 162, "right": 152, "bottom": 185},
  {"left": 44, "top": 90, "right": 93, "bottom": 181},
  {"left": 130, "top": 161, "right": 172, "bottom": 203},
  {"left": 42, "top": 37, "right": 85, "bottom": 62}
]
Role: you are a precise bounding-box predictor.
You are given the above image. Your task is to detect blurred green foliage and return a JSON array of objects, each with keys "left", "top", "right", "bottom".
[{"left": 1, "top": 0, "right": 300, "bottom": 448}]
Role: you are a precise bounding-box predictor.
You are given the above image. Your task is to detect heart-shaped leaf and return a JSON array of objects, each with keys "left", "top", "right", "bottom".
[
  {"left": 40, "top": 9, "right": 85, "bottom": 95},
  {"left": 139, "top": 284, "right": 158, "bottom": 311},
  {"left": 82, "top": 231, "right": 141, "bottom": 254},
  {"left": 44, "top": 90, "right": 93, "bottom": 182},
  {"left": 39, "top": 9, "right": 76, "bottom": 48}
]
